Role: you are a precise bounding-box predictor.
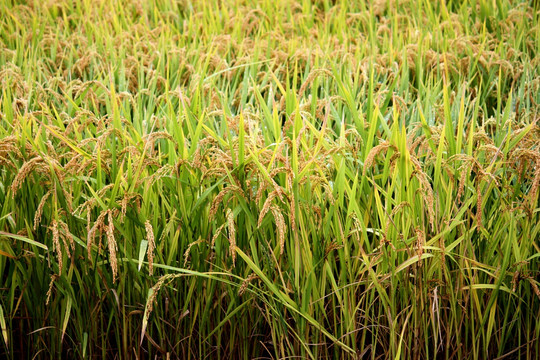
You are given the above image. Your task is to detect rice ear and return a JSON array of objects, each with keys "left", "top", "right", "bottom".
[
  {"left": 51, "top": 220, "right": 62, "bottom": 275},
  {"left": 226, "top": 209, "right": 236, "bottom": 267},
  {"left": 363, "top": 141, "right": 392, "bottom": 175},
  {"left": 145, "top": 220, "right": 155, "bottom": 276},
  {"left": 107, "top": 211, "right": 118, "bottom": 283}
]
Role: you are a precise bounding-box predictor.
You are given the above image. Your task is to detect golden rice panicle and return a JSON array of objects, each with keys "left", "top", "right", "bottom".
[
  {"left": 258, "top": 190, "right": 279, "bottom": 228},
  {"left": 51, "top": 220, "right": 63, "bottom": 275},
  {"left": 107, "top": 211, "right": 118, "bottom": 283},
  {"left": 388, "top": 152, "right": 402, "bottom": 173},
  {"left": 0, "top": 136, "right": 22, "bottom": 167},
  {"left": 270, "top": 206, "right": 286, "bottom": 255},
  {"left": 120, "top": 195, "right": 129, "bottom": 222},
  {"left": 255, "top": 178, "right": 267, "bottom": 205},
  {"left": 424, "top": 187, "right": 436, "bottom": 232},
  {"left": 476, "top": 181, "right": 484, "bottom": 229},
  {"left": 34, "top": 190, "right": 53, "bottom": 230},
  {"left": 530, "top": 157, "right": 540, "bottom": 207},
  {"left": 211, "top": 224, "right": 226, "bottom": 248},
  {"left": 209, "top": 186, "right": 234, "bottom": 220},
  {"left": 415, "top": 228, "right": 425, "bottom": 267},
  {"left": 183, "top": 238, "right": 205, "bottom": 267},
  {"left": 238, "top": 273, "right": 258, "bottom": 297},
  {"left": 87, "top": 210, "right": 107, "bottom": 259},
  {"left": 363, "top": 141, "right": 391, "bottom": 175},
  {"left": 411, "top": 155, "right": 436, "bottom": 231},
  {"left": 298, "top": 68, "right": 333, "bottom": 97},
  {"left": 512, "top": 271, "right": 520, "bottom": 293},
  {"left": 46, "top": 274, "right": 58, "bottom": 306},
  {"left": 529, "top": 278, "right": 540, "bottom": 300},
  {"left": 145, "top": 220, "right": 155, "bottom": 276},
  {"left": 10, "top": 157, "right": 44, "bottom": 196},
  {"left": 457, "top": 163, "right": 471, "bottom": 202},
  {"left": 145, "top": 274, "right": 180, "bottom": 322},
  {"left": 226, "top": 209, "right": 236, "bottom": 267},
  {"left": 58, "top": 220, "right": 74, "bottom": 259}
]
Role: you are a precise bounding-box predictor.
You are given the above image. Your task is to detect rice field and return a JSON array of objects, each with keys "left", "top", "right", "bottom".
[{"left": 0, "top": 0, "right": 539, "bottom": 359}]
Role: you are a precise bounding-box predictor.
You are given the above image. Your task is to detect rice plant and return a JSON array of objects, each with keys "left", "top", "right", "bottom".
[{"left": 0, "top": 0, "right": 538, "bottom": 359}]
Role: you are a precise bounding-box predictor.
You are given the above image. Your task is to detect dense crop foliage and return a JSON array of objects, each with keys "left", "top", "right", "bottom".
[{"left": 0, "top": 0, "right": 539, "bottom": 358}]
